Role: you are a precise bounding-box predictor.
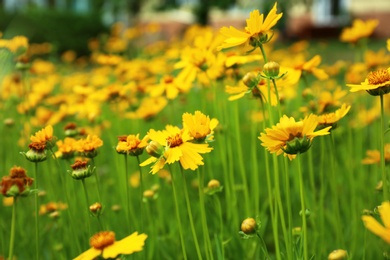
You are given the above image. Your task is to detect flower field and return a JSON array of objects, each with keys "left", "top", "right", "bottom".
[{"left": 1, "top": 2, "right": 390, "bottom": 259}]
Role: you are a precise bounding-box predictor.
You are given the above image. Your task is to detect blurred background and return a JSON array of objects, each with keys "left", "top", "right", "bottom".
[{"left": 0, "top": 0, "right": 389, "bottom": 56}]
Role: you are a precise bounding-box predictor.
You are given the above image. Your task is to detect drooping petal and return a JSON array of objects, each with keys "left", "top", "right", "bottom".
[
  {"left": 73, "top": 247, "right": 101, "bottom": 260},
  {"left": 362, "top": 215, "right": 390, "bottom": 244},
  {"left": 102, "top": 232, "right": 147, "bottom": 258}
]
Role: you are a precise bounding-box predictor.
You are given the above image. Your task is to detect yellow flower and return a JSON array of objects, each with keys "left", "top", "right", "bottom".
[
  {"left": 75, "top": 135, "right": 103, "bottom": 158},
  {"left": 74, "top": 231, "right": 147, "bottom": 260},
  {"left": 291, "top": 55, "right": 328, "bottom": 80},
  {"left": 362, "top": 144, "right": 390, "bottom": 165},
  {"left": 259, "top": 114, "right": 331, "bottom": 160},
  {"left": 30, "top": 125, "right": 54, "bottom": 148},
  {"left": 116, "top": 134, "right": 149, "bottom": 156},
  {"left": 55, "top": 137, "right": 77, "bottom": 159},
  {"left": 147, "top": 75, "right": 191, "bottom": 100},
  {"left": 362, "top": 201, "right": 390, "bottom": 244},
  {"left": 182, "top": 111, "right": 219, "bottom": 142},
  {"left": 340, "top": 19, "right": 378, "bottom": 44},
  {"left": 317, "top": 103, "right": 351, "bottom": 128},
  {"left": 140, "top": 125, "right": 213, "bottom": 174},
  {"left": 387, "top": 39, "right": 390, "bottom": 52},
  {"left": 217, "top": 3, "right": 283, "bottom": 50},
  {"left": 347, "top": 68, "right": 390, "bottom": 96}
]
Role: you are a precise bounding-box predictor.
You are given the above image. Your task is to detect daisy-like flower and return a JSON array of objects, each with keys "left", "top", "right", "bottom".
[
  {"left": 362, "top": 144, "right": 390, "bottom": 165},
  {"left": 75, "top": 135, "right": 103, "bottom": 158},
  {"left": 116, "top": 134, "right": 149, "bottom": 156},
  {"left": 347, "top": 68, "right": 390, "bottom": 96},
  {"left": 362, "top": 201, "right": 390, "bottom": 244},
  {"left": 30, "top": 125, "right": 54, "bottom": 149},
  {"left": 317, "top": 103, "right": 351, "bottom": 129},
  {"left": 259, "top": 114, "right": 331, "bottom": 160},
  {"left": 340, "top": 19, "right": 379, "bottom": 44},
  {"left": 55, "top": 137, "right": 77, "bottom": 159},
  {"left": 217, "top": 3, "right": 283, "bottom": 50},
  {"left": 140, "top": 125, "right": 213, "bottom": 174},
  {"left": 182, "top": 111, "right": 219, "bottom": 142},
  {"left": 74, "top": 231, "right": 147, "bottom": 260},
  {"left": 1, "top": 166, "right": 34, "bottom": 197}
]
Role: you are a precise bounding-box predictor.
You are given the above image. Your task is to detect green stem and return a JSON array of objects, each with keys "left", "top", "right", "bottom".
[
  {"left": 8, "top": 197, "right": 17, "bottom": 260},
  {"left": 271, "top": 79, "right": 282, "bottom": 118},
  {"left": 256, "top": 232, "right": 269, "bottom": 258},
  {"left": 380, "top": 94, "right": 388, "bottom": 201},
  {"left": 81, "top": 178, "right": 92, "bottom": 234},
  {"left": 124, "top": 154, "right": 133, "bottom": 231},
  {"left": 181, "top": 166, "right": 203, "bottom": 260},
  {"left": 170, "top": 166, "right": 187, "bottom": 260},
  {"left": 259, "top": 44, "right": 268, "bottom": 63},
  {"left": 297, "top": 153, "right": 308, "bottom": 260},
  {"left": 91, "top": 158, "right": 102, "bottom": 204},
  {"left": 197, "top": 168, "right": 213, "bottom": 260},
  {"left": 213, "top": 195, "right": 224, "bottom": 259},
  {"left": 34, "top": 162, "right": 39, "bottom": 260},
  {"left": 136, "top": 155, "right": 144, "bottom": 232}
]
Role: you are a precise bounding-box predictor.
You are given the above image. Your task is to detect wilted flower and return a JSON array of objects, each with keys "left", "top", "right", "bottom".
[{"left": 0, "top": 166, "right": 33, "bottom": 197}]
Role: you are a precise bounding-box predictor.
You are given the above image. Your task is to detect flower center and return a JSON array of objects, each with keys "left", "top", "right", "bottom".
[
  {"left": 90, "top": 231, "right": 115, "bottom": 250},
  {"left": 166, "top": 133, "right": 183, "bottom": 148},
  {"left": 367, "top": 69, "right": 390, "bottom": 85}
]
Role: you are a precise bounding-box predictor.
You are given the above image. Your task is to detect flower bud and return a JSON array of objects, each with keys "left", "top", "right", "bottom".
[
  {"left": 328, "top": 249, "right": 348, "bottom": 260},
  {"left": 4, "top": 118, "right": 14, "bottom": 127},
  {"left": 240, "top": 218, "right": 257, "bottom": 235},
  {"left": 1, "top": 166, "right": 33, "bottom": 197},
  {"left": 90, "top": 202, "right": 102, "bottom": 216},
  {"left": 207, "top": 179, "right": 220, "bottom": 189},
  {"left": 145, "top": 141, "right": 164, "bottom": 158},
  {"left": 263, "top": 61, "right": 280, "bottom": 78},
  {"left": 70, "top": 160, "right": 94, "bottom": 180},
  {"left": 64, "top": 122, "right": 79, "bottom": 137},
  {"left": 21, "top": 142, "right": 47, "bottom": 163},
  {"left": 242, "top": 72, "right": 259, "bottom": 89},
  {"left": 292, "top": 226, "right": 301, "bottom": 236}
]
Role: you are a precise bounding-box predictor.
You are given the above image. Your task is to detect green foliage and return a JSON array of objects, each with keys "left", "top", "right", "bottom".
[{"left": 0, "top": 9, "right": 108, "bottom": 56}]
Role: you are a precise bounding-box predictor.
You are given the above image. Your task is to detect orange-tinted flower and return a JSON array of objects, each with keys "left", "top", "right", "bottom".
[
  {"left": 217, "top": 3, "right": 283, "bottom": 50},
  {"left": 55, "top": 137, "right": 77, "bottom": 159},
  {"left": 30, "top": 125, "right": 54, "bottom": 148},
  {"left": 75, "top": 135, "right": 103, "bottom": 158},
  {"left": 0, "top": 166, "right": 33, "bottom": 197},
  {"left": 259, "top": 114, "right": 331, "bottom": 160},
  {"left": 317, "top": 103, "right": 351, "bottom": 129},
  {"left": 362, "top": 144, "right": 390, "bottom": 165},
  {"left": 116, "top": 134, "right": 149, "bottom": 156},
  {"left": 74, "top": 231, "right": 147, "bottom": 260}
]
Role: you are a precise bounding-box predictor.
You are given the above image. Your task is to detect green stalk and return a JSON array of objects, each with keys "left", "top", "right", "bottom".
[
  {"left": 81, "top": 178, "right": 92, "bottom": 234},
  {"left": 380, "top": 94, "right": 388, "bottom": 201},
  {"left": 91, "top": 158, "right": 102, "bottom": 204},
  {"left": 213, "top": 194, "right": 224, "bottom": 259},
  {"left": 181, "top": 166, "right": 203, "bottom": 260},
  {"left": 297, "top": 153, "right": 308, "bottom": 260},
  {"left": 123, "top": 154, "right": 134, "bottom": 231},
  {"left": 197, "top": 168, "right": 213, "bottom": 260},
  {"left": 34, "top": 162, "right": 39, "bottom": 260},
  {"left": 8, "top": 197, "right": 17, "bottom": 260},
  {"left": 136, "top": 155, "right": 144, "bottom": 232},
  {"left": 170, "top": 166, "right": 187, "bottom": 260}
]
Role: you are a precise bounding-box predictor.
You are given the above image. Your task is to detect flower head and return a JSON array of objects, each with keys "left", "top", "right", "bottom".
[
  {"left": 217, "top": 3, "right": 283, "bottom": 50},
  {"left": 259, "top": 114, "right": 331, "bottom": 160},
  {"left": 75, "top": 135, "right": 103, "bottom": 158},
  {"left": 347, "top": 68, "right": 390, "bottom": 96},
  {"left": 30, "top": 125, "right": 54, "bottom": 149},
  {"left": 1, "top": 166, "right": 33, "bottom": 197},
  {"left": 116, "top": 134, "right": 149, "bottom": 156},
  {"left": 140, "top": 125, "right": 213, "bottom": 174},
  {"left": 362, "top": 201, "right": 390, "bottom": 244},
  {"left": 317, "top": 103, "right": 351, "bottom": 129},
  {"left": 340, "top": 19, "right": 378, "bottom": 44},
  {"left": 182, "top": 111, "right": 219, "bottom": 142},
  {"left": 74, "top": 231, "right": 147, "bottom": 260}
]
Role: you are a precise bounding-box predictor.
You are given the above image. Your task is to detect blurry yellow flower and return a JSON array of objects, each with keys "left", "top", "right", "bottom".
[
  {"left": 116, "top": 134, "right": 149, "bottom": 156},
  {"left": 140, "top": 125, "right": 213, "bottom": 174},
  {"left": 55, "top": 137, "right": 77, "bottom": 159},
  {"left": 317, "top": 103, "right": 351, "bottom": 128},
  {"left": 39, "top": 201, "right": 68, "bottom": 215},
  {"left": 387, "top": 39, "right": 390, "bottom": 52},
  {"left": 340, "top": 19, "right": 378, "bottom": 44},
  {"left": 3, "top": 197, "right": 14, "bottom": 206},
  {"left": 182, "top": 111, "right": 219, "bottom": 142},
  {"left": 30, "top": 125, "right": 54, "bottom": 148},
  {"left": 125, "top": 97, "right": 167, "bottom": 120},
  {"left": 362, "top": 144, "right": 390, "bottom": 165},
  {"left": 217, "top": 3, "right": 283, "bottom": 50},
  {"left": 147, "top": 75, "right": 191, "bottom": 100},
  {"left": 364, "top": 49, "right": 390, "bottom": 69},
  {"left": 0, "top": 35, "right": 28, "bottom": 54},
  {"left": 75, "top": 135, "right": 103, "bottom": 158},
  {"left": 259, "top": 114, "right": 331, "bottom": 160},
  {"left": 93, "top": 53, "right": 123, "bottom": 66},
  {"left": 362, "top": 201, "right": 390, "bottom": 244},
  {"left": 347, "top": 68, "right": 390, "bottom": 95},
  {"left": 74, "top": 231, "right": 147, "bottom": 260},
  {"left": 296, "top": 55, "right": 328, "bottom": 80}
]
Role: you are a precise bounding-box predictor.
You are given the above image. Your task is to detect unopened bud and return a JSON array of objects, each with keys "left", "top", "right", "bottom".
[
  {"left": 207, "top": 179, "right": 220, "bottom": 189},
  {"left": 145, "top": 141, "right": 164, "bottom": 158},
  {"left": 241, "top": 217, "right": 257, "bottom": 235},
  {"left": 242, "top": 72, "right": 259, "bottom": 88},
  {"left": 263, "top": 61, "right": 280, "bottom": 78},
  {"left": 328, "top": 249, "right": 348, "bottom": 260}
]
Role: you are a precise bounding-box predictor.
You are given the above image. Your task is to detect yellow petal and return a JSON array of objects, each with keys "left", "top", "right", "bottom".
[
  {"left": 73, "top": 247, "right": 101, "bottom": 260},
  {"left": 165, "top": 147, "right": 183, "bottom": 164},
  {"left": 379, "top": 202, "right": 390, "bottom": 229},
  {"left": 102, "top": 232, "right": 148, "bottom": 258},
  {"left": 362, "top": 215, "right": 390, "bottom": 243}
]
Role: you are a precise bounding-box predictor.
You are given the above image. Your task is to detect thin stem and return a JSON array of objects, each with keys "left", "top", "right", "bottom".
[
  {"left": 213, "top": 195, "right": 224, "bottom": 259},
  {"left": 136, "top": 155, "right": 144, "bottom": 232},
  {"left": 197, "top": 168, "right": 213, "bottom": 260},
  {"left": 181, "top": 166, "right": 203, "bottom": 260},
  {"left": 259, "top": 44, "right": 268, "bottom": 63},
  {"left": 91, "top": 158, "right": 102, "bottom": 204},
  {"left": 297, "top": 153, "right": 308, "bottom": 260},
  {"left": 124, "top": 154, "right": 132, "bottom": 231},
  {"left": 8, "top": 197, "right": 17, "bottom": 260},
  {"left": 380, "top": 94, "right": 388, "bottom": 201},
  {"left": 81, "top": 178, "right": 92, "bottom": 234},
  {"left": 271, "top": 78, "right": 282, "bottom": 118},
  {"left": 256, "top": 232, "right": 269, "bottom": 258},
  {"left": 170, "top": 166, "right": 187, "bottom": 260},
  {"left": 34, "top": 162, "right": 39, "bottom": 260}
]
